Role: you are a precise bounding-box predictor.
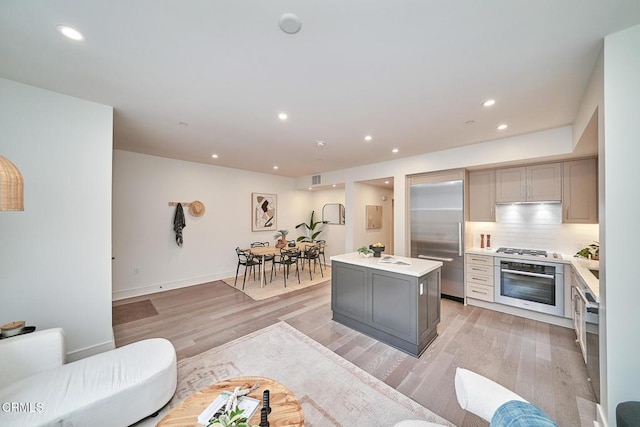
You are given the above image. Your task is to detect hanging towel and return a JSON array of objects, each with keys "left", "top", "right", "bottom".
[{"left": 174, "top": 203, "right": 186, "bottom": 246}]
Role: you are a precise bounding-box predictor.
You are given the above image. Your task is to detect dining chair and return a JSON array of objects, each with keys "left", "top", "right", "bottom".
[
  {"left": 304, "top": 244, "right": 324, "bottom": 280},
  {"left": 250, "top": 241, "right": 275, "bottom": 264},
  {"left": 315, "top": 239, "right": 327, "bottom": 267},
  {"left": 235, "top": 247, "right": 261, "bottom": 290},
  {"left": 270, "top": 248, "right": 300, "bottom": 287}
]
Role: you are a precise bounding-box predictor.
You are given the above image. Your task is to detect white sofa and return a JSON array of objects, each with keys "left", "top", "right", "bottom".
[
  {"left": 394, "top": 367, "right": 529, "bottom": 427},
  {"left": 0, "top": 328, "right": 177, "bottom": 426}
]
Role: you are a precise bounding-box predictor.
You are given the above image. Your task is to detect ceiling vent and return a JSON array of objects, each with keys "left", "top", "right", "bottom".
[{"left": 312, "top": 175, "right": 321, "bottom": 185}]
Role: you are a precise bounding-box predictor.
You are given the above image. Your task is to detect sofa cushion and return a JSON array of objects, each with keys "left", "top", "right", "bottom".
[
  {"left": 0, "top": 338, "right": 176, "bottom": 427},
  {"left": 490, "top": 400, "right": 558, "bottom": 427}
]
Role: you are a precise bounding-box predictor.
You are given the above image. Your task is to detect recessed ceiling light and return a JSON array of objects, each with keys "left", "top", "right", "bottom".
[
  {"left": 273, "top": 166, "right": 278, "bottom": 170},
  {"left": 316, "top": 141, "right": 325, "bottom": 147},
  {"left": 497, "top": 124, "right": 508, "bottom": 130},
  {"left": 308, "top": 187, "right": 312, "bottom": 190},
  {"left": 332, "top": 184, "right": 336, "bottom": 187},
  {"left": 482, "top": 99, "right": 496, "bottom": 107},
  {"left": 211, "top": 154, "right": 218, "bottom": 159},
  {"left": 278, "top": 113, "right": 288, "bottom": 121},
  {"left": 364, "top": 135, "right": 373, "bottom": 141},
  {"left": 392, "top": 148, "right": 399, "bottom": 153},
  {"left": 385, "top": 181, "right": 390, "bottom": 184},
  {"left": 56, "top": 25, "right": 85, "bottom": 41}
]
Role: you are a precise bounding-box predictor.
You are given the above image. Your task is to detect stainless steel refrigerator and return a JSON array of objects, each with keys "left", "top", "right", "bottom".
[{"left": 410, "top": 176, "right": 465, "bottom": 301}]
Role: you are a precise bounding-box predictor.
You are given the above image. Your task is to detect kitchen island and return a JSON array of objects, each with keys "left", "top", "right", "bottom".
[{"left": 330, "top": 252, "right": 442, "bottom": 357}]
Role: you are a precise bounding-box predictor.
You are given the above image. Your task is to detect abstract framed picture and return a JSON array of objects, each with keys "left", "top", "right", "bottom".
[{"left": 252, "top": 193, "right": 277, "bottom": 231}]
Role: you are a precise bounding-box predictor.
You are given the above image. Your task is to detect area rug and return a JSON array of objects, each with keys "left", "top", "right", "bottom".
[
  {"left": 138, "top": 322, "right": 454, "bottom": 426},
  {"left": 112, "top": 299, "right": 158, "bottom": 326},
  {"left": 221, "top": 265, "right": 331, "bottom": 300}
]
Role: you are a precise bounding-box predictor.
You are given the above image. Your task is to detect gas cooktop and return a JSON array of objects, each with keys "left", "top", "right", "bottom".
[{"left": 496, "top": 247, "right": 548, "bottom": 257}]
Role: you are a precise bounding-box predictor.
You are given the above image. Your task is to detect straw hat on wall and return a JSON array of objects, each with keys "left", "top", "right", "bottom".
[{"left": 189, "top": 200, "right": 205, "bottom": 217}]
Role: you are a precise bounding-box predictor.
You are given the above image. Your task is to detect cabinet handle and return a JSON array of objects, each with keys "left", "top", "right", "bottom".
[{"left": 471, "top": 289, "right": 487, "bottom": 295}]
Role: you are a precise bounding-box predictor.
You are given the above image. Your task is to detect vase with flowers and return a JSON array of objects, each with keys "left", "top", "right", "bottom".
[{"left": 274, "top": 229, "right": 289, "bottom": 249}]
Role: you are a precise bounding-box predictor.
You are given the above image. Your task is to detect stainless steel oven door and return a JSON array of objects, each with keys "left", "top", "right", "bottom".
[{"left": 494, "top": 258, "right": 564, "bottom": 316}]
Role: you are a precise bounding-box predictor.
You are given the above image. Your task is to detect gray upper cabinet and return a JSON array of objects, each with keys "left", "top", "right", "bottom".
[
  {"left": 495, "top": 163, "right": 562, "bottom": 203},
  {"left": 469, "top": 170, "right": 495, "bottom": 221},
  {"left": 563, "top": 158, "right": 598, "bottom": 223}
]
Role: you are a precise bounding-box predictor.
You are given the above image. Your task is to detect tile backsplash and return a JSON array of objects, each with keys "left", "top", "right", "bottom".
[{"left": 468, "top": 203, "right": 599, "bottom": 256}]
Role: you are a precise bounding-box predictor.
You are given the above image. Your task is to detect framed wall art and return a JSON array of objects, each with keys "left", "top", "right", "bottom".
[
  {"left": 366, "top": 205, "right": 382, "bottom": 229},
  {"left": 252, "top": 193, "right": 277, "bottom": 231}
]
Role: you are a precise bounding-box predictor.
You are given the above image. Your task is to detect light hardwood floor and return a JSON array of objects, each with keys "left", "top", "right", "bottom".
[{"left": 113, "top": 279, "right": 597, "bottom": 427}]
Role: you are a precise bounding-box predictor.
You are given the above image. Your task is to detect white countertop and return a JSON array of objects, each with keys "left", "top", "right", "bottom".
[
  {"left": 331, "top": 252, "right": 442, "bottom": 277},
  {"left": 465, "top": 247, "right": 600, "bottom": 301}
]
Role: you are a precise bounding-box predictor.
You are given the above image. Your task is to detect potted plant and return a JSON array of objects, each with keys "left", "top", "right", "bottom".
[
  {"left": 295, "top": 211, "right": 328, "bottom": 242},
  {"left": 575, "top": 241, "right": 599, "bottom": 260},
  {"left": 357, "top": 246, "right": 373, "bottom": 258},
  {"left": 207, "top": 406, "right": 257, "bottom": 427},
  {"left": 274, "top": 229, "right": 289, "bottom": 248}
]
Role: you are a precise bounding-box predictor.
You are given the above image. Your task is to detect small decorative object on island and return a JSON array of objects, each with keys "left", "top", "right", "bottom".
[
  {"left": 273, "top": 230, "right": 288, "bottom": 249},
  {"left": 357, "top": 246, "right": 373, "bottom": 258},
  {"left": 480, "top": 234, "right": 485, "bottom": 248},
  {"left": 575, "top": 241, "right": 599, "bottom": 260},
  {"left": 369, "top": 242, "right": 385, "bottom": 257},
  {"left": 486, "top": 234, "right": 491, "bottom": 249}
]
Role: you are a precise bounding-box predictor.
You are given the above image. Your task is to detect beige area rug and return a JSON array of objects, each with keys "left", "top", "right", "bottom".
[
  {"left": 138, "top": 322, "right": 453, "bottom": 427},
  {"left": 221, "top": 265, "right": 332, "bottom": 300},
  {"left": 112, "top": 299, "right": 158, "bottom": 326}
]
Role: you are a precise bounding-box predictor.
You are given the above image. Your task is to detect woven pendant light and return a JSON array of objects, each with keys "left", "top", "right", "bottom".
[{"left": 0, "top": 156, "right": 24, "bottom": 211}]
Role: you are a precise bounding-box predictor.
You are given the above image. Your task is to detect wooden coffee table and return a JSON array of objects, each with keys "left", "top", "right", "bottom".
[{"left": 157, "top": 376, "right": 304, "bottom": 426}]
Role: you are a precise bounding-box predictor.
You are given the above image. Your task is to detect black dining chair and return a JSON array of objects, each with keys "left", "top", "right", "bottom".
[
  {"left": 235, "top": 247, "right": 261, "bottom": 290},
  {"left": 270, "top": 248, "right": 300, "bottom": 287},
  {"left": 250, "top": 241, "right": 275, "bottom": 265},
  {"left": 315, "top": 239, "right": 327, "bottom": 267},
  {"left": 304, "top": 244, "right": 324, "bottom": 280}
]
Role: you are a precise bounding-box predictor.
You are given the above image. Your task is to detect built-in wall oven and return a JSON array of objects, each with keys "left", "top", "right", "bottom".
[{"left": 494, "top": 257, "right": 564, "bottom": 317}]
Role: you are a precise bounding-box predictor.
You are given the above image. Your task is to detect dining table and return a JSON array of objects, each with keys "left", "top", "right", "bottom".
[{"left": 247, "top": 242, "right": 319, "bottom": 288}]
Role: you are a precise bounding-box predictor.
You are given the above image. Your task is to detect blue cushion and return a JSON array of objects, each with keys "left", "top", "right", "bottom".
[{"left": 490, "top": 400, "right": 558, "bottom": 427}]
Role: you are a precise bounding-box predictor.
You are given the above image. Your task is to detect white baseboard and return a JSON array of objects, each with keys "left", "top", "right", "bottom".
[
  {"left": 112, "top": 272, "right": 235, "bottom": 301},
  {"left": 66, "top": 338, "right": 115, "bottom": 362},
  {"left": 467, "top": 297, "right": 573, "bottom": 328}
]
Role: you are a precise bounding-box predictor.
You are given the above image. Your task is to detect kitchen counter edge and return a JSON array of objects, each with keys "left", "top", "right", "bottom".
[{"left": 330, "top": 252, "right": 442, "bottom": 277}]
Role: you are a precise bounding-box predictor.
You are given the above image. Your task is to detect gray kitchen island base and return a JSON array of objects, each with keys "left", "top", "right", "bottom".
[{"left": 331, "top": 254, "right": 442, "bottom": 358}]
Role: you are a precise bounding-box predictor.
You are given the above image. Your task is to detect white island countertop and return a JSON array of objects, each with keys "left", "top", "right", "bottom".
[{"left": 330, "top": 252, "right": 442, "bottom": 277}]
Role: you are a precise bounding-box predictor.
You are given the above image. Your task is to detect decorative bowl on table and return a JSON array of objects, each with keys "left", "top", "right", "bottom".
[{"left": 369, "top": 244, "right": 385, "bottom": 257}]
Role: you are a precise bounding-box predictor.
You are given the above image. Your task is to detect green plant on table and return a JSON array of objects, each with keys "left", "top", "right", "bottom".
[
  {"left": 357, "top": 246, "right": 373, "bottom": 255},
  {"left": 295, "top": 210, "right": 328, "bottom": 242},
  {"left": 274, "top": 229, "right": 289, "bottom": 240},
  {"left": 207, "top": 407, "right": 258, "bottom": 427}
]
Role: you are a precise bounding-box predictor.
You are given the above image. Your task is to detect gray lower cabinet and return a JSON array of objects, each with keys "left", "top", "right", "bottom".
[{"left": 331, "top": 261, "right": 441, "bottom": 357}]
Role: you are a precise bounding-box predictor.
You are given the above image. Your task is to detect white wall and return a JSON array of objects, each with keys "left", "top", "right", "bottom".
[
  {"left": 112, "top": 150, "right": 311, "bottom": 300},
  {"left": 602, "top": 24, "right": 640, "bottom": 426},
  {"left": 0, "top": 78, "right": 113, "bottom": 360},
  {"left": 307, "top": 188, "right": 345, "bottom": 260},
  {"left": 352, "top": 183, "right": 394, "bottom": 252}
]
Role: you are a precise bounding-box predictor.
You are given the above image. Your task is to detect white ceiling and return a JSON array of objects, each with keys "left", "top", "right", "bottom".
[{"left": 2, "top": 1, "right": 639, "bottom": 178}]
